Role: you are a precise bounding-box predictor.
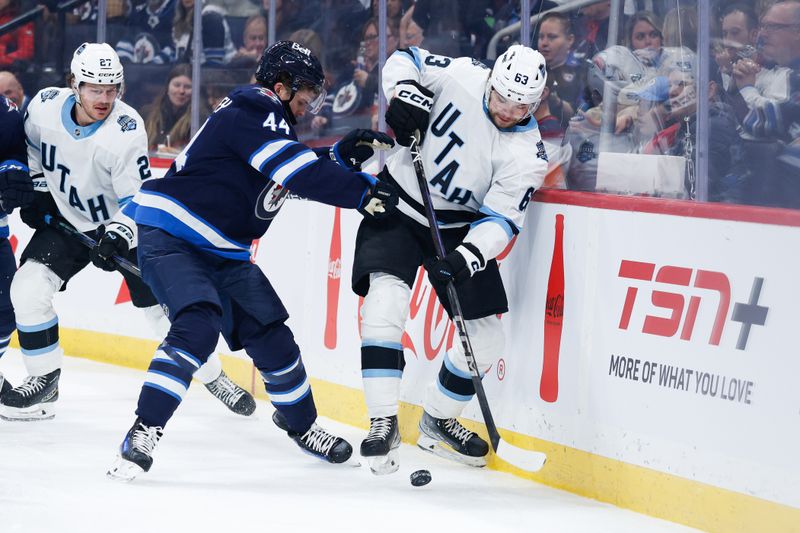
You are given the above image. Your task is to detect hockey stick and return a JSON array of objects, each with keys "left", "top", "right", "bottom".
[
  {"left": 408, "top": 135, "right": 547, "bottom": 472},
  {"left": 43, "top": 215, "right": 142, "bottom": 278}
]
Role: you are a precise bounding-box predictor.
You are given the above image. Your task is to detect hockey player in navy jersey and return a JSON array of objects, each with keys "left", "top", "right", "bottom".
[
  {"left": 354, "top": 45, "right": 549, "bottom": 474},
  {"left": 2, "top": 43, "right": 254, "bottom": 421},
  {"left": 0, "top": 95, "right": 34, "bottom": 400},
  {"left": 107, "top": 40, "right": 399, "bottom": 481}
]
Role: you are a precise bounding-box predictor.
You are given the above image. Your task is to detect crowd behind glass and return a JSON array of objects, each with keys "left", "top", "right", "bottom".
[{"left": 1, "top": 0, "right": 798, "bottom": 210}]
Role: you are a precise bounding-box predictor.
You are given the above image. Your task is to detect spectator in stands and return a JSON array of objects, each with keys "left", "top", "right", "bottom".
[
  {"left": 0, "top": 0, "right": 34, "bottom": 68},
  {"left": 371, "top": 0, "right": 404, "bottom": 36},
  {"left": 733, "top": 1, "right": 800, "bottom": 117},
  {"left": 537, "top": 12, "right": 585, "bottom": 129},
  {"left": 143, "top": 64, "right": 207, "bottom": 153},
  {"left": 399, "top": 4, "right": 424, "bottom": 48},
  {"left": 116, "top": 0, "right": 177, "bottom": 64},
  {"left": 0, "top": 70, "right": 27, "bottom": 111},
  {"left": 208, "top": 0, "right": 259, "bottom": 17},
  {"left": 715, "top": 3, "right": 759, "bottom": 94},
  {"left": 572, "top": 0, "right": 611, "bottom": 62},
  {"left": 232, "top": 14, "right": 267, "bottom": 62},
  {"left": 172, "top": 0, "right": 236, "bottom": 64},
  {"left": 662, "top": 6, "right": 697, "bottom": 52},
  {"left": 563, "top": 45, "right": 643, "bottom": 192},
  {"left": 331, "top": 17, "right": 397, "bottom": 121}
]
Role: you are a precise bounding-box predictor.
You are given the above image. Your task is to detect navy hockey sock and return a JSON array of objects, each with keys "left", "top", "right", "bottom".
[{"left": 136, "top": 342, "right": 202, "bottom": 427}]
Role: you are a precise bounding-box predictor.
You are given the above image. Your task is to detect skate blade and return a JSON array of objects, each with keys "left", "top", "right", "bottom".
[
  {"left": 417, "top": 434, "right": 486, "bottom": 467},
  {"left": 0, "top": 402, "right": 56, "bottom": 421},
  {"left": 106, "top": 456, "right": 144, "bottom": 482},
  {"left": 364, "top": 448, "right": 400, "bottom": 475}
]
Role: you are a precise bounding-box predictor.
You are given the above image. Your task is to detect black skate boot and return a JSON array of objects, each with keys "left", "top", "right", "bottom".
[
  {"left": 272, "top": 410, "right": 354, "bottom": 464},
  {"left": 0, "top": 372, "right": 12, "bottom": 400},
  {"left": 107, "top": 417, "right": 164, "bottom": 482},
  {"left": 360, "top": 416, "right": 401, "bottom": 475},
  {"left": 204, "top": 370, "right": 256, "bottom": 416},
  {"left": 0, "top": 369, "right": 60, "bottom": 421},
  {"left": 417, "top": 412, "right": 489, "bottom": 467}
]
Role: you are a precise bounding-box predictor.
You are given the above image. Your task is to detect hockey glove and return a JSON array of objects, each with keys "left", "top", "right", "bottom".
[
  {"left": 20, "top": 177, "right": 59, "bottom": 231},
  {"left": 91, "top": 223, "right": 132, "bottom": 272},
  {"left": 0, "top": 160, "right": 34, "bottom": 211},
  {"left": 385, "top": 80, "right": 434, "bottom": 146},
  {"left": 424, "top": 244, "right": 486, "bottom": 286},
  {"left": 331, "top": 129, "right": 395, "bottom": 170},
  {"left": 359, "top": 180, "right": 398, "bottom": 219}
]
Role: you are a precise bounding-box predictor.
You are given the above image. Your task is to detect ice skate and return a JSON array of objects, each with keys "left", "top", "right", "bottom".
[
  {"left": 417, "top": 412, "right": 488, "bottom": 467},
  {"left": 204, "top": 370, "right": 256, "bottom": 416},
  {"left": 0, "top": 369, "right": 60, "bottom": 421},
  {"left": 272, "top": 410, "right": 355, "bottom": 465},
  {"left": 107, "top": 417, "right": 164, "bottom": 482},
  {"left": 360, "top": 415, "right": 400, "bottom": 475}
]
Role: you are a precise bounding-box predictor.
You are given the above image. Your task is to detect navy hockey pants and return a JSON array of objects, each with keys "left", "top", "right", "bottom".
[{"left": 134, "top": 225, "right": 317, "bottom": 432}]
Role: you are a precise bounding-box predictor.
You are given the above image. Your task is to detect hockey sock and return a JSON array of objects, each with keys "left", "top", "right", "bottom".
[
  {"left": 136, "top": 342, "right": 202, "bottom": 427},
  {"left": 361, "top": 342, "right": 405, "bottom": 418},
  {"left": 17, "top": 318, "right": 63, "bottom": 376}
]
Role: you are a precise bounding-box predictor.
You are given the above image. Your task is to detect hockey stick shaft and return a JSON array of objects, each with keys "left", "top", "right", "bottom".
[
  {"left": 408, "top": 136, "right": 546, "bottom": 472},
  {"left": 44, "top": 215, "right": 142, "bottom": 278}
]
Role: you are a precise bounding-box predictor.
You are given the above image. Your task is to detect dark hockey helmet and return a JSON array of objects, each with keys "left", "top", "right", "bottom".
[{"left": 255, "top": 40, "right": 326, "bottom": 114}]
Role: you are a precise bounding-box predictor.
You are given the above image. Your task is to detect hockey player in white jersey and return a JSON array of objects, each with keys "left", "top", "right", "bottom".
[
  {"left": 1, "top": 42, "right": 254, "bottom": 421},
  {"left": 352, "top": 45, "right": 548, "bottom": 473}
]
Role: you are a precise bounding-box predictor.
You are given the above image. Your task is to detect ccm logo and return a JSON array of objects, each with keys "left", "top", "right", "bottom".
[
  {"left": 398, "top": 89, "right": 432, "bottom": 109},
  {"left": 617, "top": 260, "right": 768, "bottom": 350}
]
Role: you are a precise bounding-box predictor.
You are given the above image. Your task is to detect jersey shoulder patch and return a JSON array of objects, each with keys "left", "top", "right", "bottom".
[
  {"left": 38, "top": 88, "right": 60, "bottom": 103},
  {"left": 230, "top": 85, "right": 283, "bottom": 112},
  {"left": 116, "top": 114, "right": 138, "bottom": 132}
]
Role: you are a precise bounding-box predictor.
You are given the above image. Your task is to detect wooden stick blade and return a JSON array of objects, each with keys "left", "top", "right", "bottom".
[{"left": 495, "top": 439, "right": 547, "bottom": 472}]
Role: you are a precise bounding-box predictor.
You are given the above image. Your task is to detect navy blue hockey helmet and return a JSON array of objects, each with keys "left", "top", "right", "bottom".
[{"left": 255, "top": 40, "right": 326, "bottom": 114}]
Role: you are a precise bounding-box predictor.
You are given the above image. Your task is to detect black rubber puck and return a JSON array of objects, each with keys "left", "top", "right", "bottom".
[{"left": 410, "top": 469, "right": 432, "bottom": 487}]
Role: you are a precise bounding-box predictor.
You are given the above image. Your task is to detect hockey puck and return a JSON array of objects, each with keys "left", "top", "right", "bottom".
[{"left": 410, "top": 469, "right": 432, "bottom": 487}]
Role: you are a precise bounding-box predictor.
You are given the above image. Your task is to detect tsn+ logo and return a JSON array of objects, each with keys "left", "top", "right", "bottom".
[{"left": 616, "top": 259, "right": 769, "bottom": 351}]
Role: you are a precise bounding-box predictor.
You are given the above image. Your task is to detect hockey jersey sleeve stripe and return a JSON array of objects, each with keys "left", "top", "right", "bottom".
[
  {"left": 271, "top": 150, "right": 319, "bottom": 187},
  {"left": 117, "top": 195, "right": 134, "bottom": 207},
  {"left": 249, "top": 138, "right": 295, "bottom": 171},
  {"left": 131, "top": 191, "right": 251, "bottom": 258},
  {"left": 470, "top": 206, "right": 519, "bottom": 237}
]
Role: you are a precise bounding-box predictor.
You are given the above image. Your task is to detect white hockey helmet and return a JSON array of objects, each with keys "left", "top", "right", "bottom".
[
  {"left": 486, "top": 44, "right": 547, "bottom": 118},
  {"left": 70, "top": 42, "right": 124, "bottom": 102}
]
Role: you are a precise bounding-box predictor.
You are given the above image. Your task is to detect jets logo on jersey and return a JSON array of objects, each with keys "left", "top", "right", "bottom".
[
  {"left": 255, "top": 181, "right": 289, "bottom": 220},
  {"left": 536, "top": 140, "right": 548, "bottom": 162},
  {"left": 40, "top": 89, "right": 59, "bottom": 102},
  {"left": 117, "top": 115, "right": 138, "bottom": 132}
]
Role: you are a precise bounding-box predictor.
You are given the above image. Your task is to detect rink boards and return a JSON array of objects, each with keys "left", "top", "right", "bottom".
[{"left": 7, "top": 169, "right": 799, "bottom": 533}]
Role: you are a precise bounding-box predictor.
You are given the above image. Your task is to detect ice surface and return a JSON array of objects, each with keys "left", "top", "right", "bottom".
[{"left": 0, "top": 353, "right": 699, "bottom": 533}]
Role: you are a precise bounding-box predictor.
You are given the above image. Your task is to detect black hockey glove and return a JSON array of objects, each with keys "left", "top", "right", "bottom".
[
  {"left": 20, "top": 186, "right": 59, "bottom": 231},
  {"left": 331, "top": 129, "right": 395, "bottom": 170},
  {"left": 385, "top": 80, "right": 434, "bottom": 147},
  {"left": 359, "top": 180, "right": 398, "bottom": 219},
  {"left": 90, "top": 224, "right": 131, "bottom": 272},
  {"left": 0, "top": 159, "right": 34, "bottom": 211},
  {"left": 424, "top": 243, "right": 486, "bottom": 286}
]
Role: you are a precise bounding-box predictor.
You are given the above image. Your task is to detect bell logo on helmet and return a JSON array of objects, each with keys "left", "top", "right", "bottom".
[{"left": 290, "top": 42, "right": 311, "bottom": 56}]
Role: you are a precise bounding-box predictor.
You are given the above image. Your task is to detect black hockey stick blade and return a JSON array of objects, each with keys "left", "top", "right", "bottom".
[{"left": 408, "top": 134, "right": 546, "bottom": 473}]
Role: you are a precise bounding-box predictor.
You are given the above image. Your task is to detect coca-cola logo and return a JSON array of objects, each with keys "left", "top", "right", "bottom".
[
  {"left": 545, "top": 294, "right": 563, "bottom": 319},
  {"left": 328, "top": 258, "right": 341, "bottom": 280}
]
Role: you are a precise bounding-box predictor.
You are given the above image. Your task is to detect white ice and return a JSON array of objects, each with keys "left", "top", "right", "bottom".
[{"left": 0, "top": 352, "right": 699, "bottom": 533}]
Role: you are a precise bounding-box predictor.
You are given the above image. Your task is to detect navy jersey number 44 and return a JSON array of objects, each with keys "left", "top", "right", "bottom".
[{"left": 126, "top": 85, "right": 375, "bottom": 260}]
